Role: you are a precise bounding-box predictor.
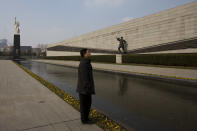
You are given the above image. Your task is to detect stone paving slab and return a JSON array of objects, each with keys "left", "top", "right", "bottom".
[
  {"left": 0, "top": 60, "right": 102, "bottom": 131},
  {"left": 32, "top": 59, "right": 197, "bottom": 80}
]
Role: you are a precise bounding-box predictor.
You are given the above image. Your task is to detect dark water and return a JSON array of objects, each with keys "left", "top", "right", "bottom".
[{"left": 18, "top": 60, "right": 197, "bottom": 131}]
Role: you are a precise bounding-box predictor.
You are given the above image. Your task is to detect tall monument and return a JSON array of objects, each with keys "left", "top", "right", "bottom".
[{"left": 13, "top": 17, "right": 20, "bottom": 59}]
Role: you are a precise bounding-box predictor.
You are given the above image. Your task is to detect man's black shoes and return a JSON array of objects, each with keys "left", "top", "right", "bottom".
[{"left": 81, "top": 118, "right": 95, "bottom": 124}]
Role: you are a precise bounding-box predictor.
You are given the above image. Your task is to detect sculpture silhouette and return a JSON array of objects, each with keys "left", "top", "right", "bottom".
[{"left": 116, "top": 36, "right": 127, "bottom": 54}]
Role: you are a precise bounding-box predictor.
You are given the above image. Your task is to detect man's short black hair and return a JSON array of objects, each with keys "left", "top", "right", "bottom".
[{"left": 80, "top": 48, "right": 88, "bottom": 58}]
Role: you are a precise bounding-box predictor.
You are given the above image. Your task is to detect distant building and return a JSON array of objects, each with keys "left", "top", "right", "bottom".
[
  {"left": 0, "top": 39, "right": 8, "bottom": 52},
  {"left": 20, "top": 46, "right": 32, "bottom": 56},
  {"left": 0, "top": 39, "right": 7, "bottom": 47},
  {"left": 32, "top": 48, "right": 41, "bottom": 56}
]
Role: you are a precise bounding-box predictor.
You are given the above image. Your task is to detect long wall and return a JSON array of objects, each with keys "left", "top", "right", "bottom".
[{"left": 47, "top": 1, "right": 197, "bottom": 56}]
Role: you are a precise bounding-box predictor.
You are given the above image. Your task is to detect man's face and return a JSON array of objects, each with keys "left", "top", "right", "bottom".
[{"left": 84, "top": 50, "right": 91, "bottom": 58}]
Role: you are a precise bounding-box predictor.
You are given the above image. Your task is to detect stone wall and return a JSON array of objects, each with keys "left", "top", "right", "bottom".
[
  {"left": 46, "top": 51, "right": 111, "bottom": 56},
  {"left": 47, "top": 1, "right": 197, "bottom": 56}
]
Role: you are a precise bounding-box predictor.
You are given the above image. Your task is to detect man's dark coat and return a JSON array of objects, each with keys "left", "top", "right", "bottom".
[{"left": 77, "top": 58, "right": 95, "bottom": 95}]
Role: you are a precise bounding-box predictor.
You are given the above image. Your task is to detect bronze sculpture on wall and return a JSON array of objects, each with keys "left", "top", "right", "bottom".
[{"left": 116, "top": 36, "right": 127, "bottom": 54}]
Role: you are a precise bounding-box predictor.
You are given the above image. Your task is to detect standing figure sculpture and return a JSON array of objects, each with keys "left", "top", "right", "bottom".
[
  {"left": 116, "top": 36, "right": 127, "bottom": 54},
  {"left": 14, "top": 17, "right": 20, "bottom": 35}
]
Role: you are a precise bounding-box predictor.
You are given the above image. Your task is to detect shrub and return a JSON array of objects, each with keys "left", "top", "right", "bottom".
[
  {"left": 44, "top": 53, "right": 197, "bottom": 67},
  {"left": 122, "top": 53, "right": 197, "bottom": 67}
]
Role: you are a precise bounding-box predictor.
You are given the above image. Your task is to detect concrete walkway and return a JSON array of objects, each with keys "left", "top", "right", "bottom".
[
  {"left": 32, "top": 59, "right": 197, "bottom": 80},
  {"left": 0, "top": 60, "right": 102, "bottom": 131}
]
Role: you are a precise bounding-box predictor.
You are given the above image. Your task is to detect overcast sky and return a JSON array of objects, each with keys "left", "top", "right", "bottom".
[{"left": 0, "top": 0, "right": 195, "bottom": 47}]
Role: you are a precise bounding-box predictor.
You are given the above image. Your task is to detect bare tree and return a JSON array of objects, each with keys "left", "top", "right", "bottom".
[
  {"left": 36, "top": 43, "right": 48, "bottom": 57},
  {"left": 37, "top": 43, "right": 48, "bottom": 53}
]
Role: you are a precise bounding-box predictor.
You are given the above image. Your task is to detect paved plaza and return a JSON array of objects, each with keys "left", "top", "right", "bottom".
[{"left": 0, "top": 60, "right": 102, "bottom": 131}]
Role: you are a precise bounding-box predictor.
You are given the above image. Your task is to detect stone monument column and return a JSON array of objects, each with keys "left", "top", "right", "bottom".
[
  {"left": 116, "top": 54, "right": 122, "bottom": 64},
  {"left": 13, "top": 17, "right": 21, "bottom": 59}
]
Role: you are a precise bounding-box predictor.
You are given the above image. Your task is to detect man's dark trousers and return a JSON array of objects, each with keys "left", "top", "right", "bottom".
[{"left": 79, "top": 94, "right": 92, "bottom": 121}]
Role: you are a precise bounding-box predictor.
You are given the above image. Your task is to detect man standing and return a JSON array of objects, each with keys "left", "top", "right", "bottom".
[{"left": 77, "top": 48, "right": 95, "bottom": 124}]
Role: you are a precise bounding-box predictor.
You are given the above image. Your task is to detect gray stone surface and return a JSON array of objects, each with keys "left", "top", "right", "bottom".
[
  {"left": 0, "top": 60, "right": 102, "bottom": 131},
  {"left": 32, "top": 59, "right": 197, "bottom": 80},
  {"left": 116, "top": 54, "right": 122, "bottom": 64},
  {"left": 47, "top": 1, "right": 197, "bottom": 56}
]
